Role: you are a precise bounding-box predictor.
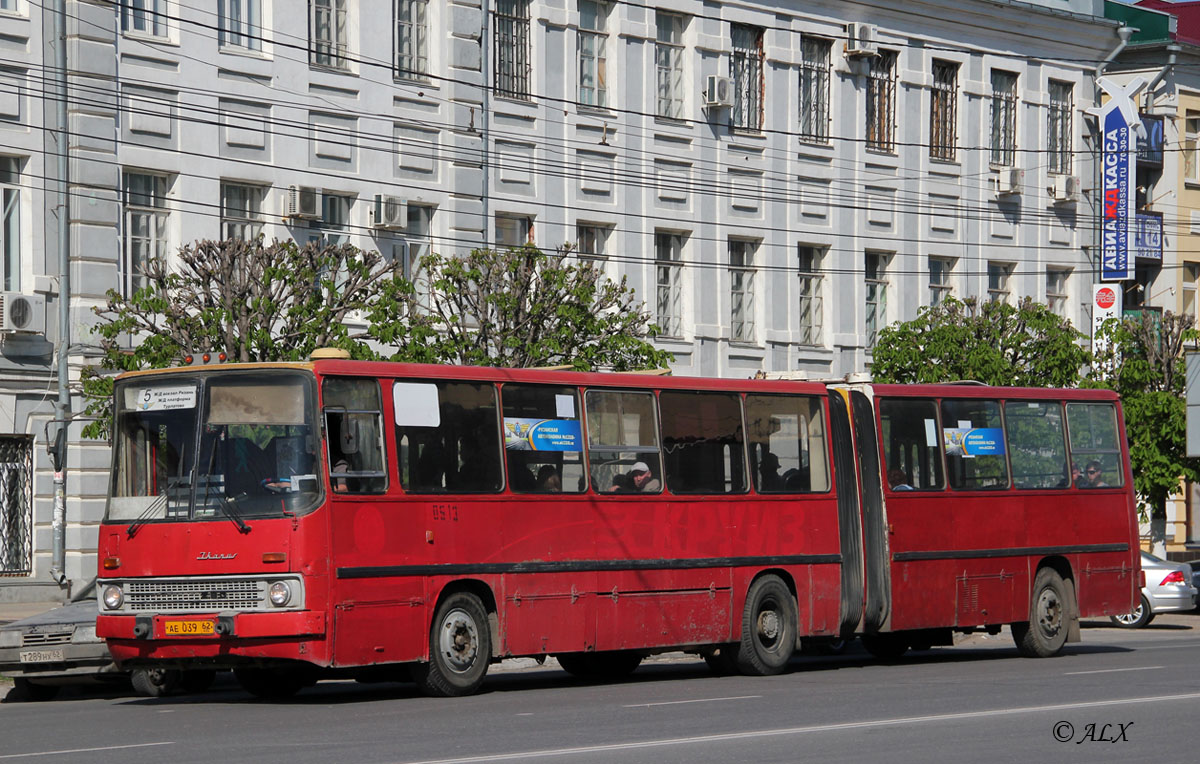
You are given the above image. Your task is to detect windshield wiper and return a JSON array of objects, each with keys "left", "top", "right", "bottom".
[
  {"left": 126, "top": 493, "right": 168, "bottom": 538},
  {"left": 218, "top": 494, "right": 252, "bottom": 535}
]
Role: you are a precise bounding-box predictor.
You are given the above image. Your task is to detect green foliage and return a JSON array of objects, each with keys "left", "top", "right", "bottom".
[
  {"left": 369, "top": 244, "right": 673, "bottom": 372},
  {"left": 1088, "top": 311, "right": 1200, "bottom": 519},
  {"left": 81, "top": 238, "right": 402, "bottom": 438},
  {"left": 870, "top": 297, "right": 1088, "bottom": 388}
]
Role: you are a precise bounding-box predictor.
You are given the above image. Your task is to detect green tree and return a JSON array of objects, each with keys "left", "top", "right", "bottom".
[
  {"left": 81, "top": 238, "right": 402, "bottom": 438},
  {"left": 870, "top": 296, "right": 1088, "bottom": 387},
  {"left": 370, "top": 244, "right": 673, "bottom": 372},
  {"left": 1088, "top": 311, "right": 1200, "bottom": 523}
]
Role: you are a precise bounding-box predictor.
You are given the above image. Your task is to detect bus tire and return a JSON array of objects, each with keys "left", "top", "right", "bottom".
[
  {"left": 557, "top": 651, "right": 641, "bottom": 679},
  {"left": 234, "top": 667, "right": 308, "bottom": 699},
  {"left": 132, "top": 668, "right": 180, "bottom": 697},
  {"left": 1013, "top": 567, "right": 1071, "bottom": 657},
  {"left": 413, "top": 591, "right": 492, "bottom": 697},
  {"left": 736, "top": 575, "right": 797, "bottom": 676}
]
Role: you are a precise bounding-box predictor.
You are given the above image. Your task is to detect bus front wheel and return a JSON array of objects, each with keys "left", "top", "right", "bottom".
[
  {"left": 1013, "top": 567, "right": 1071, "bottom": 658},
  {"left": 736, "top": 575, "right": 797, "bottom": 676},
  {"left": 413, "top": 591, "right": 492, "bottom": 697}
]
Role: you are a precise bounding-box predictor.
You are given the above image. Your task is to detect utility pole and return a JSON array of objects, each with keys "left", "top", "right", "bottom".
[{"left": 49, "top": 0, "right": 71, "bottom": 590}]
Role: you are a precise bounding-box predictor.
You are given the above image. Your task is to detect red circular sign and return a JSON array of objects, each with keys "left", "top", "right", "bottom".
[{"left": 1095, "top": 288, "right": 1116, "bottom": 309}]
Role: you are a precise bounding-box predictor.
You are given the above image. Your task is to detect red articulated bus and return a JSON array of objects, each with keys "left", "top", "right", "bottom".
[{"left": 95, "top": 357, "right": 1139, "bottom": 697}]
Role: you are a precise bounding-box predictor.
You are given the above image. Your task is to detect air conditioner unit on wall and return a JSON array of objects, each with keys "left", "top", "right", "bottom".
[
  {"left": 994, "top": 167, "right": 1025, "bottom": 197},
  {"left": 704, "top": 75, "right": 732, "bottom": 109},
  {"left": 845, "top": 23, "right": 878, "bottom": 57},
  {"left": 371, "top": 194, "right": 408, "bottom": 230},
  {"left": 0, "top": 292, "right": 45, "bottom": 334},
  {"left": 1050, "top": 174, "right": 1080, "bottom": 203},
  {"left": 286, "top": 185, "right": 322, "bottom": 220}
]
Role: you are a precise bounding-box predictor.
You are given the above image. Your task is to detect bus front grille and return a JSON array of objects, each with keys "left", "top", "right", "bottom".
[{"left": 126, "top": 579, "right": 265, "bottom": 611}]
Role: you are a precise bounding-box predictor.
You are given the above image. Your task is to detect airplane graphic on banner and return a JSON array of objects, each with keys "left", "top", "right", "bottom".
[{"left": 1089, "top": 77, "right": 1146, "bottom": 282}]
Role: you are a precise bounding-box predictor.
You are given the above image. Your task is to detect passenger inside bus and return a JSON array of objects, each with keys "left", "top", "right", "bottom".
[
  {"left": 535, "top": 465, "right": 561, "bottom": 492},
  {"left": 1083, "top": 461, "right": 1108, "bottom": 488},
  {"left": 758, "top": 452, "right": 784, "bottom": 491},
  {"left": 611, "top": 462, "right": 660, "bottom": 493},
  {"left": 887, "top": 468, "right": 913, "bottom": 491}
]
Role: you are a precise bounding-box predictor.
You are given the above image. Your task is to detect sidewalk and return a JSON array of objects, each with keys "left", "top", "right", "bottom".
[{"left": 0, "top": 601, "right": 68, "bottom": 628}]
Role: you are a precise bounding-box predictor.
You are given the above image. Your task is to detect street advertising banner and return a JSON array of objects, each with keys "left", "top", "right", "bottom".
[
  {"left": 1092, "top": 77, "right": 1146, "bottom": 282},
  {"left": 1134, "top": 211, "right": 1163, "bottom": 262}
]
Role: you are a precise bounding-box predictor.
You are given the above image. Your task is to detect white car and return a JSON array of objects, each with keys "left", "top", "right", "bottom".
[{"left": 1110, "top": 551, "right": 1198, "bottom": 629}]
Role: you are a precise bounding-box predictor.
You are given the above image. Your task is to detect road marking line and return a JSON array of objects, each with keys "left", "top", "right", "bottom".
[
  {"left": 397, "top": 692, "right": 1200, "bottom": 764},
  {"left": 0, "top": 742, "right": 174, "bottom": 760},
  {"left": 1065, "top": 666, "right": 1163, "bottom": 675},
  {"left": 624, "top": 695, "right": 761, "bottom": 708}
]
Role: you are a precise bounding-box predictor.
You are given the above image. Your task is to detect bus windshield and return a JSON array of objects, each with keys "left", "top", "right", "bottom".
[{"left": 106, "top": 371, "right": 322, "bottom": 523}]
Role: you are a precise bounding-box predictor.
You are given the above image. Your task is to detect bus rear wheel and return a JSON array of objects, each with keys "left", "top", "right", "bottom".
[
  {"left": 413, "top": 592, "right": 492, "bottom": 697},
  {"left": 736, "top": 575, "right": 797, "bottom": 676},
  {"left": 132, "top": 668, "right": 180, "bottom": 697},
  {"left": 1013, "top": 567, "right": 1071, "bottom": 657}
]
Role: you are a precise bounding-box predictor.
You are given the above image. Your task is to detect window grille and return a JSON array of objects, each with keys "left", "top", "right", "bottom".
[
  {"left": 799, "top": 37, "right": 831, "bottom": 143},
  {"left": 730, "top": 24, "right": 764, "bottom": 132},
  {"left": 929, "top": 60, "right": 958, "bottom": 160},
  {"left": 867, "top": 51, "right": 897, "bottom": 152},
  {"left": 494, "top": 0, "right": 531, "bottom": 100},
  {"left": 1048, "top": 80, "right": 1073, "bottom": 175},
  {"left": 990, "top": 71, "right": 1018, "bottom": 166},
  {"left": 0, "top": 436, "right": 33, "bottom": 577}
]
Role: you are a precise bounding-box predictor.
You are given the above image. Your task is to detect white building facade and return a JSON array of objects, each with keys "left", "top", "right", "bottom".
[{"left": 0, "top": 0, "right": 1126, "bottom": 598}]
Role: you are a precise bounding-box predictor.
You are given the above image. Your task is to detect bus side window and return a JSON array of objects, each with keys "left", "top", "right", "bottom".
[
  {"left": 323, "top": 377, "right": 388, "bottom": 494},
  {"left": 394, "top": 380, "right": 504, "bottom": 494},
  {"left": 941, "top": 398, "right": 1008, "bottom": 490},
  {"left": 659, "top": 391, "right": 747, "bottom": 494},
  {"left": 1005, "top": 401, "right": 1069, "bottom": 489},
  {"left": 1065, "top": 402, "right": 1124, "bottom": 488},
  {"left": 878, "top": 399, "right": 944, "bottom": 491},
  {"left": 501, "top": 384, "right": 586, "bottom": 493},
  {"left": 585, "top": 390, "right": 662, "bottom": 494},
  {"left": 745, "top": 394, "right": 830, "bottom": 493}
]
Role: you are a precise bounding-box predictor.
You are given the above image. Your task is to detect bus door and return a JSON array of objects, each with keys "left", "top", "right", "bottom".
[{"left": 827, "top": 387, "right": 892, "bottom": 636}]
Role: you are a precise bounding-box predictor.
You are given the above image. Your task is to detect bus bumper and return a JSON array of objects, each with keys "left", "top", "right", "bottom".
[{"left": 98, "top": 611, "right": 327, "bottom": 666}]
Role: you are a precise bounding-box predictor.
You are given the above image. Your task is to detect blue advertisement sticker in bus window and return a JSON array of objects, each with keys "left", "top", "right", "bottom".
[
  {"left": 504, "top": 418, "right": 582, "bottom": 451},
  {"left": 943, "top": 427, "right": 1005, "bottom": 457}
]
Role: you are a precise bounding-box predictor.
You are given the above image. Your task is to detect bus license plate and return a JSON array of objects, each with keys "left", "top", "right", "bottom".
[
  {"left": 19, "top": 649, "right": 64, "bottom": 663},
  {"left": 163, "top": 620, "right": 215, "bottom": 637}
]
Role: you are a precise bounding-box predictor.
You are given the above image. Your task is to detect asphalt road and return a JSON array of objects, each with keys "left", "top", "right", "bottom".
[{"left": 3, "top": 612, "right": 1199, "bottom": 764}]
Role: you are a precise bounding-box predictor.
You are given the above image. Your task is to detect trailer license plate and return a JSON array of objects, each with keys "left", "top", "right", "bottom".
[
  {"left": 19, "top": 649, "right": 64, "bottom": 663},
  {"left": 163, "top": 620, "right": 214, "bottom": 636}
]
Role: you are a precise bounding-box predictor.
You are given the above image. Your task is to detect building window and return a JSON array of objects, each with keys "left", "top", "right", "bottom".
[
  {"left": 220, "top": 183, "right": 266, "bottom": 241},
  {"left": 0, "top": 0, "right": 17, "bottom": 13},
  {"left": 929, "top": 60, "right": 958, "bottom": 160},
  {"left": 729, "top": 238, "right": 757, "bottom": 342},
  {"left": 219, "top": 0, "right": 261, "bottom": 50},
  {"left": 310, "top": 0, "right": 347, "bottom": 68},
  {"left": 1186, "top": 114, "right": 1200, "bottom": 182},
  {"left": 399, "top": 204, "right": 433, "bottom": 280},
  {"left": 1048, "top": 80, "right": 1073, "bottom": 175},
  {"left": 990, "top": 70, "right": 1018, "bottom": 166},
  {"left": 988, "top": 261, "right": 1013, "bottom": 304},
  {"left": 495, "top": 214, "right": 532, "bottom": 248},
  {"left": 866, "top": 50, "right": 897, "bottom": 152},
  {"left": 1047, "top": 267, "right": 1070, "bottom": 318},
  {"left": 798, "top": 245, "right": 823, "bottom": 346},
  {"left": 730, "top": 24, "right": 764, "bottom": 132},
  {"left": 578, "top": 0, "right": 608, "bottom": 108},
  {"left": 122, "top": 0, "right": 168, "bottom": 37},
  {"left": 0, "top": 435, "right": 33, "bottom": 576},
  {"left": 1, "top": 157, "right": 20, "bottom": 292},
  {"left": 395, "top": 0, "right": 429, "bottom": 80},
  {"left": 494, "top": 0, "right": 531, "bottom": 100},
  {"left": 655, "top": 12, "right": 685, "bottom": 120},
  {"left": 799, "top": 37, "right": 831, "bottom": 144},
  {"left": 655, "top": 231, "right": 683, "bottom": 337},
  {"left": 576, "top": 223, "right": 608, "bottom": 260},
  {"left": 865, "top": 252, "right": 888, "bottom": 347},
  {"left": 929, "top": 257, "right": 953, "bottom": 307},
  {"left": 1184, "top": 263, "right": 1200, "bottom": 320},
  {"left": 309, "top": 193, "right": 351, "bottom": 246},
  {"left": 122, "top": 172, "right": 169, "bottom": 296}
]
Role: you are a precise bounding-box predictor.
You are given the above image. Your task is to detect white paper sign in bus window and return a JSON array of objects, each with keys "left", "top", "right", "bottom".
[
  {"left": 393, "top": 383, "right": 441, "bottom": 427},
  {"left": 130, "top": 385, "right": 197, "bottom": 412}
]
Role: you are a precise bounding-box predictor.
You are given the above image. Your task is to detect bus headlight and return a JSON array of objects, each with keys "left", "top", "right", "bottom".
[
  {"left": 102, "top": 584, "right": 124, "bottom": 611},
  {"left": 268, "top": 581, "right": 292, "bottom": 607}
]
